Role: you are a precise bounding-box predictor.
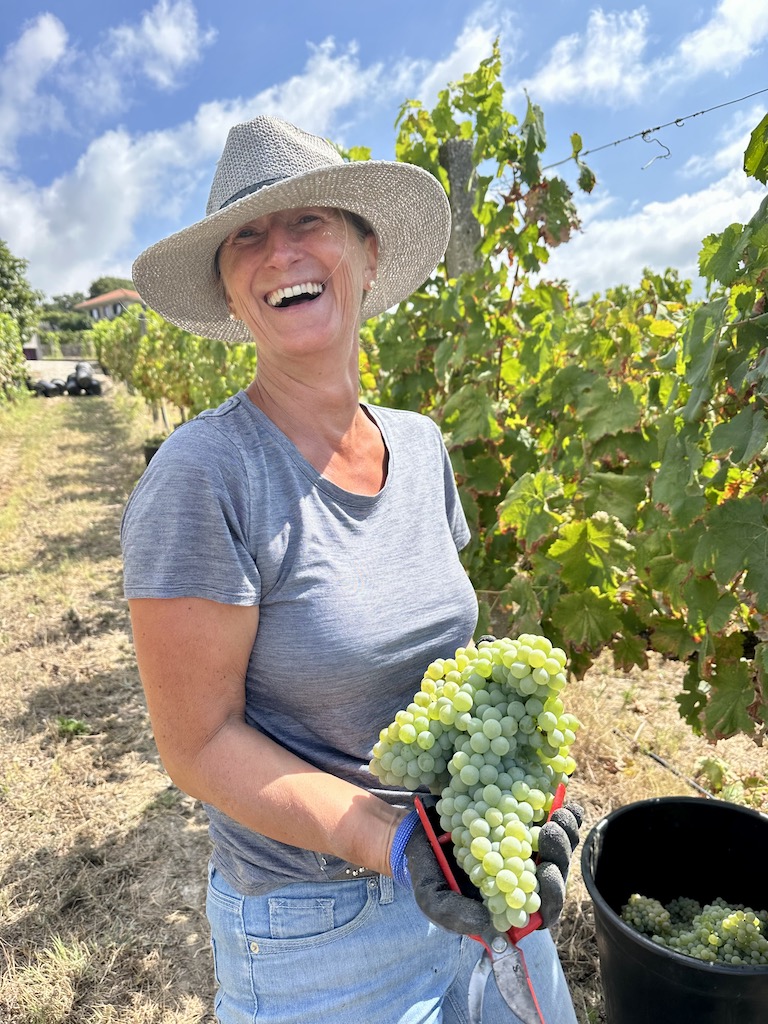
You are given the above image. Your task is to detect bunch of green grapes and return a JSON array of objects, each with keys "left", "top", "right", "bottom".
[
  {"left": 369, "top": 634, "right": 580, "bottom": 933},
  {"left": 621, "top": 894, "right": 768, "bottom": 966}
]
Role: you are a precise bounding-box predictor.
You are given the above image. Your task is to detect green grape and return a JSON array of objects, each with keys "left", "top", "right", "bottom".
[
  {"left": 368, "top": 634, "right": 581, "bottom": 933},
  {"left": 621, "top": 894, "right": 768, "bottom": 966}
]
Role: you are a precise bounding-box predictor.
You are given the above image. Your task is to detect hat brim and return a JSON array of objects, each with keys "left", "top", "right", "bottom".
[{"left": 132, "top": 160, "right": 451, "bottom": 342}]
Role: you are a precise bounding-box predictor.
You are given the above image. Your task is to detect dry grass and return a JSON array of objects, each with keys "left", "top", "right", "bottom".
[
  {"left": 0, "top": 381, "right": 214, "bottom": 1024},
  {"left": 1, "top": 376, "right": 765, "bottom": 1024}
]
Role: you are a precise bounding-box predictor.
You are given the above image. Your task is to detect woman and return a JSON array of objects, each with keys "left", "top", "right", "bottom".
[{"left": 123, "top": 115, "right": 580, "bottom": 1024}]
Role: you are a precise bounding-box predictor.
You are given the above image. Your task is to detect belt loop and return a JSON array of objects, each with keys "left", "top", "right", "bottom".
[{"left": 378, "top": 874, "right": 394, "bottom": 905}]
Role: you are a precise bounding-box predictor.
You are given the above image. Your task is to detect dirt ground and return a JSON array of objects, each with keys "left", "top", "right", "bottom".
[{"left": 1, "top": 372, "right": 765, "bottom": 1024}]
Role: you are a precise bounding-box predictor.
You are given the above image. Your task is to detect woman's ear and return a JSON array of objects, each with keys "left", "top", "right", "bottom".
[{"left": 363, "top": 232, "right": 378, "bottom": 290}]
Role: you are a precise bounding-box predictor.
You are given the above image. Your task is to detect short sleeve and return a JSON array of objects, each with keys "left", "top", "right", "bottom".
[
  {"left": 121, "top": 425, "right": 261, "bottom": 605},
  {"left": 438, "top": 426, "right": 471, "bottom": 550}
]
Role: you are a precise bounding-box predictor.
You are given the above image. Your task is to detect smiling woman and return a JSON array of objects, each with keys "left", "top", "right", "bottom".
[
  {"left": 216, "top": 206, "right": 378, "bottom": 371},
  {"left": 121, "top": 115, "right": 582, "bottom": 1024}
]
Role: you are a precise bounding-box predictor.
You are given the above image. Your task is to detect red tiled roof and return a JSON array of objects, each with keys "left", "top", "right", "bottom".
[{"left": 74, "top": 288, "right": 142, "bottom": 309}]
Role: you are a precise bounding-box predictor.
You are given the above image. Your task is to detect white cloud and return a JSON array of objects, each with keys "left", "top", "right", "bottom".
[
  {"left": 0, "top": 38, "right": 388, "bottom": 296},
  {"left": 108, "top": 0, "right": 217, "bottom": 91},
  {"left": 521, "top": 0, "right": 768, "bottom": 109},
  {"left": 680, "top": 105, "right": 763, "bottom": 179},
  {"left": 5, "top": 1, "right": 766, "bottom": 302},
  {"left": 672, "top": 0, "right": 768, "bottom": 78},
  {"left": 410, "top": 3, "right": 512, "bottom": 109},
  {"left": 0, "top": 13, "right": 69, "bottom": 166},
  {"left": 241, "top": 39, "right": 385, "bottom": 142},
  {"left": 543, "top": 167, "right": 764, "bottom": 297},
  {"left": 70, "top": 0, "right": 217, "bottom": 113},
  {"left": 0, "top": 1, "right": 217, "bottom": 165},
  {"left": 521, "top": 8, "right": 651, "bottom": 106}
]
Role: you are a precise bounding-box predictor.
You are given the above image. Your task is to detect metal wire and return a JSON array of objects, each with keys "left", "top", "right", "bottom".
[{"left": 543, "top": 86, "right": 768, "bottom": 171}]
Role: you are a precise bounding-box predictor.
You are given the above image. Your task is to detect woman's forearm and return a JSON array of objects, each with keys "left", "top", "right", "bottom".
[{"left": 170, "top": 714, "right": 407, "bottom": 875}]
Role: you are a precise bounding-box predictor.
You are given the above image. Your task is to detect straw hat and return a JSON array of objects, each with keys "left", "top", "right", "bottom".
[{"left": 132, "top": 115, "right": 452, "bottom": 342}]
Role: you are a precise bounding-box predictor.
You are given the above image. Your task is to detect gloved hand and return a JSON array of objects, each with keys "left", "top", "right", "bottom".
[
  {"left": 536, "top": 802, "right": 584, "bottom": 928},
  {"left": 390, "top": 809, "right": 492, "bottom": 935}
]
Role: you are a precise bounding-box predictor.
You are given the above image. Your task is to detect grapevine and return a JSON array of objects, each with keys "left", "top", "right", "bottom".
[
  {"left": 370, "top": 634, "right": 580, "bottom": 932},
  {"left": 621, "top": 893, "right": 768, "bottom": 967}
]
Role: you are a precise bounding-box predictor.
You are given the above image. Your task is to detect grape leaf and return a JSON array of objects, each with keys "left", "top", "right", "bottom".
[
  {"left": 497, "top": 471, "right": 563, "bottom": 545},
  {"left": 464, "top": 453, "right": 506, "bottom": 495},
  {"left": 524, "top": 177, "right": 578, "bottom": 246},
  {"left": 676, "top": 662, "right": 708, "bottom": 730},
  {"left": 681, "top": 297, "right": 728, "bottom": 389},
  {"left": 709, "top": 405, "right": 768, "bottom": 465},
  {"left": 698, "top": 223, "right": 753, "bottom": 287},
  {"left": 442, "top": 383, "right": 500, "bottom": 444},
  {"left": 582, "top": 472, "right": 646, "bottom": 528},
  {"left": 744, "top": 111, "right": 768, "bottom": 184},
  {"left": 648, "top": 318, "right": 677, "bottom": 338},
  {"left": 702, "top": 657, "right": 756, "bottom": 737},
  {"left": 647, "top": 554, "right": 689, "bottom": 610},
  {"left": 652, "top": 434, "right": 706, "bottom": 524},
  {"left": 694, "top": 495, "right": 768, "bottom": 606},
  {"left": 611, "top": 632, "right": 649, "bottom": 672},
  {"left": 573, "top": 378, "right": 641, "bottom": 442},
  {"left": 549, "top": 513, "right": 633, "bottom": 589},
  {"left": 434, "top": 333, "right": 466, "bottom": 385},
  {"left": 650, "top": 618, "right": 697, "bottom": 661},
  {"left": 551, "top": 588, "right": 622, "bottom": 648},
  {"left": 501, "top": 576, "right": 544, "bottom": 636},
  {"left": 577, "top": 162, "right": 596, "bottom": 194},
  {"left": 682, "top": 576, "right": 738, "bottom": 633}
]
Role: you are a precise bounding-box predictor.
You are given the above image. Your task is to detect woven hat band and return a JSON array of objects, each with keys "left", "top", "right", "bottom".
[
  {"left": 205, "top": 117, "right": 344, "bottom": 216},
  {"left": 219, "top": 177, "right": 286, "bottom": 210}
]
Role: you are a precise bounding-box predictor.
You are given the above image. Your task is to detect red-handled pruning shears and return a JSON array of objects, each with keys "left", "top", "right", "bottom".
[{"left": 414, "top": 781, "right": 566, "bottom": 1024}]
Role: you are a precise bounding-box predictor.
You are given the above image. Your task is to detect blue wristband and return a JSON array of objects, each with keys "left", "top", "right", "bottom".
[{"left": 390, "top": 809, "right": 420, "bottom": 887}]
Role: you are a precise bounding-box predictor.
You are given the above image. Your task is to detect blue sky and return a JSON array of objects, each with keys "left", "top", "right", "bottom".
[{"left": 1, "top": 0, "right": 766, "bottom": 302}]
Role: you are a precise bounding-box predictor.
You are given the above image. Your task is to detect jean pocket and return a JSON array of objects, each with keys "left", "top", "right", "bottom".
[
  {"left": 267, "top": 896, "right": 335, "bottom": 939},
  {"left": 243, "top": 878, "right": 378, "bottom": 954}
]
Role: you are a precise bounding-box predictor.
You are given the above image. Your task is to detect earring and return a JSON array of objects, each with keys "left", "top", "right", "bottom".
[{"left": 228, "top": 312, "right": 238, "bottom": 321}]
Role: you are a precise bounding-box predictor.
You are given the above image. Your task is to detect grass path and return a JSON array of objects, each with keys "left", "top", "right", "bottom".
[{"left": 0, "top": 390, "right": 215, "bottom": 1024}]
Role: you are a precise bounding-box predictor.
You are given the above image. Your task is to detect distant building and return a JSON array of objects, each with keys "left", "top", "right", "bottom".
[
  {"left": 74, "top": 288, "right": 144, "bottom": 322},
  {"left": 23, "top": 330, "right": 43, "bottom": 360}
]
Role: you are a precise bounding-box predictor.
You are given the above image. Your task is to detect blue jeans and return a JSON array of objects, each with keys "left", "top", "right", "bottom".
[{"left": 206, "top": 865, "right": 577, "bottom": 1024}]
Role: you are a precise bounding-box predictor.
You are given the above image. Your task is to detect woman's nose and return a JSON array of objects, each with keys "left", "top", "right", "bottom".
[{"left": 263, "top": 221, "right": 300, "bottom": 265}]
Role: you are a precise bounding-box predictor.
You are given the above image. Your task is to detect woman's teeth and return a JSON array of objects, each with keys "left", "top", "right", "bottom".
[{"left": 266, "top": 282, "right": 324, "bottom": 307}]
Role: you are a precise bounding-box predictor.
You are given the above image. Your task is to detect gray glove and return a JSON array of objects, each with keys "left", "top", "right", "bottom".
[
  {"left": 537, "top": 803, "right": 584, "bottom": 928},
  {"left": 391, "top": 804, "right": 492, "bottom": 934},
  {"left": 392, "top": 801, "right": 583, "bottom": 935},
  {"left": 402, "top": 822, "right": 493, "bottom": 935}
]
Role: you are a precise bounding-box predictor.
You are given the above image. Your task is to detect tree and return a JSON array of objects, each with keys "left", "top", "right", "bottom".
[
  {"left": 88, "top": 276, "right": 135, "bottom": 298},
  {"left": 0, "top": 239, "right": 41, "bottom": 342},
  {"left": 42, "top": 292, "right": 90, "bottom": 332},
  {"left": 0, "top": 312, "right": 27, "bottom": 399}
]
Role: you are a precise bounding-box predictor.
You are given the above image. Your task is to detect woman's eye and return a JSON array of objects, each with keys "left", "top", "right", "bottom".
[{"left": 234, "top": 226, "right": 262, "bottom": 241}]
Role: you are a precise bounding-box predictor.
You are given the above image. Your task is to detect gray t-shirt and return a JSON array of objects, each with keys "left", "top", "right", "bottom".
[{"left": 121, "top": 391, "right": 478, "bottom": 893}]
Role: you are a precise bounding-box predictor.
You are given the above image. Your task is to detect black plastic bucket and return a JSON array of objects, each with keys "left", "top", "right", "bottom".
[{"left": 581, "top": 796, "right": 768, "bottom": 1024}]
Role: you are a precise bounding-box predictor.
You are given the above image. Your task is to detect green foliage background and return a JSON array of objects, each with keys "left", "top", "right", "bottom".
[
  {"left": 0, "top": 312, "right": 27, "bottom": 398},
  {"left": 90, "top": 307, "right": 256, "bottom": 430},
  {"left": 0, "top": 239, "right": 40, "bottom": 396},
  {"left": 357, "top": 53, "right": 768, "bottom": 741}
]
